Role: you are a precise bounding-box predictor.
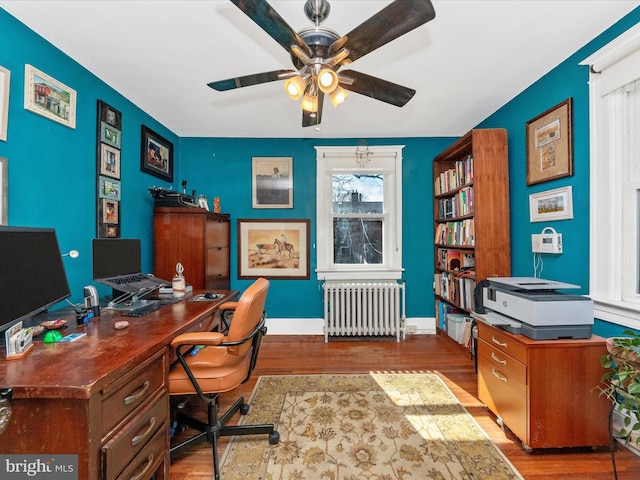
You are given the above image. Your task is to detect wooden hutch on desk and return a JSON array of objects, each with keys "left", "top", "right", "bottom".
[{"left": 0, "top": 290, "right": 237, "bottom": 479}]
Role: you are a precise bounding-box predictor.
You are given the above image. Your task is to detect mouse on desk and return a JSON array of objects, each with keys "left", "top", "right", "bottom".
[{"left": 204, "top": 292, "right": 219, "bottom": 299}]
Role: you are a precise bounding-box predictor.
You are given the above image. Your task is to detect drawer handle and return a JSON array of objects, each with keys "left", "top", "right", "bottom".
[
  {"left": 491, "top": 369, "right": 508, "bottom": 383},
  {"left": 131, "top": 416, "right": 157, "bottom": 447},
  {"left": 491, "top": 336, "right": 508, "bottom": 348},
  {"left": 124, "top": 380, "right": 151, "bottom": 406},
  {"left": 491, "top": 352, "right": 507, "bottom": 365},
  {"left": 129, "top": 454, "right": 154, "bottom": 480}
]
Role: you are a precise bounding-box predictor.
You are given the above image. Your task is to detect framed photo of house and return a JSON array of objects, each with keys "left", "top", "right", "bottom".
[
  {"left": 99, "top": 176, "right": 121, "bottom": 201},
  {"left": 0, "top": 157, "right": 7, "bottom": 225},
  {"left": 529, "top": 186, "right": 573, "bottom": 222},
  {"left": 100, "top": 143, "right": 121, "bottom": 179},
  {"left": 526, "top": 98, "right": 573, "bottom": 185},
  {"left": 237, "top": 219, "right": 309, "bottom": 279},
  {"left": 0, "top": 65, "right": 10, "bottom": 141},
  {"left": 252, "top": 157, "right": 293, "bottom": 208},
  {"left": 141, "top": 125, "right": 173, "bottom": 182},
  {"left": 23, "top": 64, "right": 76, "bottom": 129}
]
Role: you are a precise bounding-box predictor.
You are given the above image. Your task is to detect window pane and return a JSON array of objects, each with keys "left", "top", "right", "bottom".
[
  {"left": 333, "top": 218, "right": 383, "bottom": 264},
  {"left": 333, "top": 174, "right": 383, "bottom": 214}
]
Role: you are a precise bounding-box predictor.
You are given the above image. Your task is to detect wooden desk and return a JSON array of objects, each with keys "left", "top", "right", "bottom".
[{"left": 0, "top": 290, "right": 238, "bottom": 480}]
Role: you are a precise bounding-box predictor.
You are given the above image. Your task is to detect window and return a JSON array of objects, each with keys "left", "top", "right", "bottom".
[
  {"left": 315, "top": 145, "right": 403, "bottom": 281},
  {"left": 583, "top": 23, "right": 640, "bottom": 328}
]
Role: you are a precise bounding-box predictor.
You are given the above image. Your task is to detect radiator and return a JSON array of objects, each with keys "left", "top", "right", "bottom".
[{"left": 323, "top": 281, "right": 405, "bottom": 342}]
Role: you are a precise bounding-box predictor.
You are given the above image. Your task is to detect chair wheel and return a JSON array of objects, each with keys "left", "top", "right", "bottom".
[
  {"left": 240, "top": 403, "right": 250, "bottom": 415},
  {"left": 269, "top": 431, "right": 280, "bottom": 445}
]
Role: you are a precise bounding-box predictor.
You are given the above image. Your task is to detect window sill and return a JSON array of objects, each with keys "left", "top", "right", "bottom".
[
  {"left": 316, "top": 268, "right": 403, "bottom": 282},
  {"left": 593, "top": 298, "right": 640, "bottom": 330}
]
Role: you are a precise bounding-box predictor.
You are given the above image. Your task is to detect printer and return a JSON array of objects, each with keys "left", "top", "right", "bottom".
[{"left": 474, "top": 277, "right": 594, "bottom": 340}]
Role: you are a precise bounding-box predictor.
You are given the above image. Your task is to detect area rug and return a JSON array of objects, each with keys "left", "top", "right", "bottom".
[{"left": 220, "top": 374, "right": 523, "bottom": 479}]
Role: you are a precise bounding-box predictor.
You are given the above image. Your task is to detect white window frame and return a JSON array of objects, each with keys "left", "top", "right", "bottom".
[
  {"left": 582, "top": 23, "right": 640, "bottom": 329},
  {"left": 315, "top": 145, "right": 404, "bottom": 281}
]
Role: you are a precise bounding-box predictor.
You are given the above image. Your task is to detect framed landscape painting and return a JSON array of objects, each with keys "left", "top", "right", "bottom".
[{"left": 24, "top": 64, "right": 76, "bottom": 128}]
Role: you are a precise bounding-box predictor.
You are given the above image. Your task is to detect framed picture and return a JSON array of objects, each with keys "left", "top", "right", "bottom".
[
  {"left": 100, "top": 121, "right": 121, "bottom": 149},
  {"left": 141, "top": 125, "right": 173, "bottom": 182},
  {"left": 98, "top": 99, "right": 121, "bottom": 130},
  {"left": 0, "top": 65, "right": 9, "bottom": 141},
  {"left": 0, "top": 157, "right": 7, "bottom": 225},
  {"left": 252, "top": 157, "right": 293, "bottom": 208},
  {"left": 529, "top": 186, "right": 573, "bottom": 222},
  {"left": 100, "top": 143, "right": 121, "bottom": 179},
  {"left": 101, "top": 199, "right": 119, "bottom": 224},
  {"left": 237, "top": 219, "right": 309, "bottom": 279},
  {"left": 526, "top": 98, "right": 573, "bottom": 185},
  {"left": 99, "top": 176, "right": 121, "bottom": 201},
  {"left": 23, "top": 64, "right": 76, "bottom": 129}
]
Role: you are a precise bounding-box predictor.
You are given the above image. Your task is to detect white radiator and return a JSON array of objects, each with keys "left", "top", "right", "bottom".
[{"left": 323, "top": 281, "right": 405, "bottom": 342}]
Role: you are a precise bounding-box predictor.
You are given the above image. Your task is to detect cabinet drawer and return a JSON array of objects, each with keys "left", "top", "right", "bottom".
[
  {"left": 477, "top": 323, "right": 527, "bottom": 364},
  {"left": 102, "top": 351, "right": 166, "bottom": 436},
  {"left": 115, "top": 421, "right": 167, "bottom": 480},
  {"left": 206, "top": 219, "right": 229, "bottom": 248},
  {"left": 206, "top": 246, "right": 229, "bottom": 278},
  {"left": 102, "top": 391, "right": 168, "bottom": 479}
]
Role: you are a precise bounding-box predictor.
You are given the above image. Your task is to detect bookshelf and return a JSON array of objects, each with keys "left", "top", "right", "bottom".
[{"left": 433, "top": 129, "right": 511, "bottom": 331}]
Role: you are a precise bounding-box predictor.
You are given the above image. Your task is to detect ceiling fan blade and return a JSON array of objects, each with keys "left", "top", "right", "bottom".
[
  {"left": 208, "top": 69, "right": 295, "bottom": 91},
  {"left": 302, "top": 92, "right": 324, "bottom": 128},
  {"left": 331, "top": 0, "right": 435, "bottom": 63},
  {"left": 231, "top": 0, "right": 312, "bottom": 57},
  {"left": 340, "top": 70, "right": 415, "bottom": 107}
]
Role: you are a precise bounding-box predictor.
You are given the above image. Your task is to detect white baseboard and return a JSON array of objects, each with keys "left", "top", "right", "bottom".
[{"left": 264, "top": 317, "right": 437, "bottom": 336}]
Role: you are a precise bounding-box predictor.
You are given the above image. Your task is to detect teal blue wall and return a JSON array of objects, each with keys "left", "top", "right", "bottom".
[{"left": 1, "top": 4, "right": 640, "bottom": 336}]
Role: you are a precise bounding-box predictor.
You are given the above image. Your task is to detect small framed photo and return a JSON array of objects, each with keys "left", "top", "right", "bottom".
[
  {"left": 237, "top": 219, "right": 309, "bottom": 279},
  {"left": 100, "top": 143, "right": 121, "bottom": 179},
  {"left": 141, "top": 125, "right": 173, "bottom": 182},
  {"left": 252, "top": 157, "right": 293, "bottom": 208},
  {"left": 526, "top": 98, "right": 573, "bottom": 185},
  {"left": 100, "top": 121, "right": 121, "bottom": 149},
  {"left": 24, "top": 64, "right": 76, "bottom": 129},
  {"left": 99, "top": 176, "right": 121, "bottom": 201},
  {"left": 98, "top": 99, "right": 121, "bottom": 130},
  {"left": 529, "top": 186, "right": 573, "bottom": 222},
  {"left": 101, "top": 199, "right": 119, "bottom": 224},
  {"left": 0, "top": 65, "right": 10, "bottom": 141}
]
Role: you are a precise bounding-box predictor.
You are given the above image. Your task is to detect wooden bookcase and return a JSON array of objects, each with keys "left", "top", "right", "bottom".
[{"left": 433, "top": 129, "right": 511, "bottom": 322}]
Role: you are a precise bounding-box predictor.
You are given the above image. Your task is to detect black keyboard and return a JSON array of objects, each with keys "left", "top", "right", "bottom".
[
  {"left": 113, "top": 274, "right": 150, "bottom": 285},
  {"left": 123, "top": 298, "right": 181, "bottom": 317}
]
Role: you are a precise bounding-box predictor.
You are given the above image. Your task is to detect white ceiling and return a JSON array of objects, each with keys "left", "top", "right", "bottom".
[{"left": 1, "top": 1, "right": 638, "bottom": 138}]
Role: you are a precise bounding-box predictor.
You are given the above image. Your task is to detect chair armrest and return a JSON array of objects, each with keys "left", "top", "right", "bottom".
[
  {"left": 171, "top": 331, "right": 225, "bottom": 347},
  {"left": 219, "top": 301, "right": 238, "bottom": 312}
]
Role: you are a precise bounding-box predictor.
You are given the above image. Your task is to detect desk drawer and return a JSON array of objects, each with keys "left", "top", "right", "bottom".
[
  {"left": 102, "top": 350, "right": 166, "bottom": 436},
  {"left": 115, "top": 421, "right": 167, "bottom": 480},
  {"left": 477, "top": 322, "right": 527, "bottom": 364},
  {"left": 102, "top": 390, "right": 168, "bottom": 479}
]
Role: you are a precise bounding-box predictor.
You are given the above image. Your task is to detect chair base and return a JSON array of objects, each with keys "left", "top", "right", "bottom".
[{"left": 170, "top": 395, "right": 279, "bottom": 479}]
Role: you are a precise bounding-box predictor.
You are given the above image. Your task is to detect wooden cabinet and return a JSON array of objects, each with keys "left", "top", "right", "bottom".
[
  {"left": 153, "top": 207, "right": 230, "bottom": 290},
  {"left": 477, "top": 321, "right": 610, "bottom": 450},
  {"left": 433, "top": 129, "right": 511, "bottom": 313}
]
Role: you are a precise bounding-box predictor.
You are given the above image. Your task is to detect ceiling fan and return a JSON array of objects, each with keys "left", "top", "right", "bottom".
[{"left": 208, "top": 0, "right": 436, "bottom": 127}]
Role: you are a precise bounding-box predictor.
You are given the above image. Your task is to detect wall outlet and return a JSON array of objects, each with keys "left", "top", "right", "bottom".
[{"left": 405, "top": 325, "right": 417, "bottom": 334}]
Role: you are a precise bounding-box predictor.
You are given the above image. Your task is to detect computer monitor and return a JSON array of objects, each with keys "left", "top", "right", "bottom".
[
  {"left": 92, "top": 238, "right": 141, "bottom": 279},
  {"left": 0, "top": 226, "right": 71, "bottom": 334}
]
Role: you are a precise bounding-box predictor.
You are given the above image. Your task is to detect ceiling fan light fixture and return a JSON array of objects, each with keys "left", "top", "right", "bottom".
[
  {"left": 300, "top": 92, "right": 318, "bottom": 112},
  {"left": 317, "top": 68, "right": 339, "bottom": 93},
  {"left": 284, "top": 76, "right": 307, "bottom": 100},
  {"left": 329, "top": 85, "right": 349, "bottom": 107}
]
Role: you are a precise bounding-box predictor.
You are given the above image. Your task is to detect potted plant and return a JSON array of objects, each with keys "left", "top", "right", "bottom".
[{"left": 599, "top": 330, "right": 640, "bottom": 447}]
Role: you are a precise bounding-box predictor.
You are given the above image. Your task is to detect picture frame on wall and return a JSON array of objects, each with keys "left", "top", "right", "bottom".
[
  {"left": 529, "top": 186, "right": 573, "bottom": 222},
  {"left": 0, "top": 65, "right": 10, "bottom": 141},
  {"left": 252, "top": 156, "right": 293, "bottom": 208},
  {"left": 237, "top": 219, "right": 309, "bottom": 279},
  {"left": 141, "top": 125, "right": 173, "bottom": 182},
  {"left": 23, "top": 64, "right": 76, "bottom": 129},
  {"left": 98, "top": 99, "right": 121, "bottom": 130},
  {"left": 100, "top": 122, "right": 121, "bottom": 149},
  {"left": 0, "top": 157, "right": 7, "bottom": 225},
  {"left": 101, "top": 198, "right": 119, "bottom": 224},
  {"left": 526, "top": 98, "right": 573, "bottom": 185},
  {"left": 99, "top": 176, "right": 121, "bottom": 201},
  {"left": 100, "top": 143, "right": 121, "bottom": 179}
]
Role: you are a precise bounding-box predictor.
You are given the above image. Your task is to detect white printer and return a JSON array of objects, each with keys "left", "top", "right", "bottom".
[{"left": 474, "top": 277, "right": 594, "bottom": 340}]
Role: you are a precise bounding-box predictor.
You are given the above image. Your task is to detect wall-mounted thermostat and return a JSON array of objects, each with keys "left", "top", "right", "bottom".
[{"left": 532, "top": 226, "right": 562, "bottom": 254}]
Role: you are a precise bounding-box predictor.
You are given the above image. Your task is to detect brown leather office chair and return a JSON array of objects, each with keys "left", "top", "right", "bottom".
[{"left": 169, "top": 278, "right": 279, "bottom": 480}]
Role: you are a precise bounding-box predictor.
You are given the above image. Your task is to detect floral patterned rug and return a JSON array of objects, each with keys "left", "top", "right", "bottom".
[{"left": 220, "top": 374, "right": 523, "bottom": 480}]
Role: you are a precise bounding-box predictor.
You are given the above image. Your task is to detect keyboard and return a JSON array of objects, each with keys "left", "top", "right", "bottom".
[
  {"left": 111, "top": 274, "right": 152, "bottom": 285},
  {"left": 123, "top": 298, "right": 181, "bottom": 317}
]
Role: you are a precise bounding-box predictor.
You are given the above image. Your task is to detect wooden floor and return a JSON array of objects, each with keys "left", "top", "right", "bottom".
[{"left": 169, "top": 333, "right": 640, "bottom": 479}]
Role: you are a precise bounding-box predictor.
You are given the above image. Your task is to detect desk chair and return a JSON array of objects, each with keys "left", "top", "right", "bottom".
[{"left": 169, "top": 278, "right": 279, "bottom": 479}]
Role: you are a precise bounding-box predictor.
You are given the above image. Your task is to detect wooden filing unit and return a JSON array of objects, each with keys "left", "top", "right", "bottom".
[
  {"left": 0, "top": 291, "right": 237, "bottom": 479},
  {"left": 476, "top": 321, "right": 610, "bottom": 450},
  {"left": 153, "top": 207, "right": 230, "bottom": 290}
]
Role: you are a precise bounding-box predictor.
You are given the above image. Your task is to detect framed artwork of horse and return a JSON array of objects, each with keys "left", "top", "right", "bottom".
[{"left": 237, "top": 219, "right": 309, "bottom": 279}]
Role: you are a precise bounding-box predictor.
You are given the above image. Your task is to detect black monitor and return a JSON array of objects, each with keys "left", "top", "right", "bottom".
[
  {"left": 0, "top": 226, "right": 71, "bottom": 333},
  {"left": 92, "top": 238, "right": 141, "bottom": 279}
]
